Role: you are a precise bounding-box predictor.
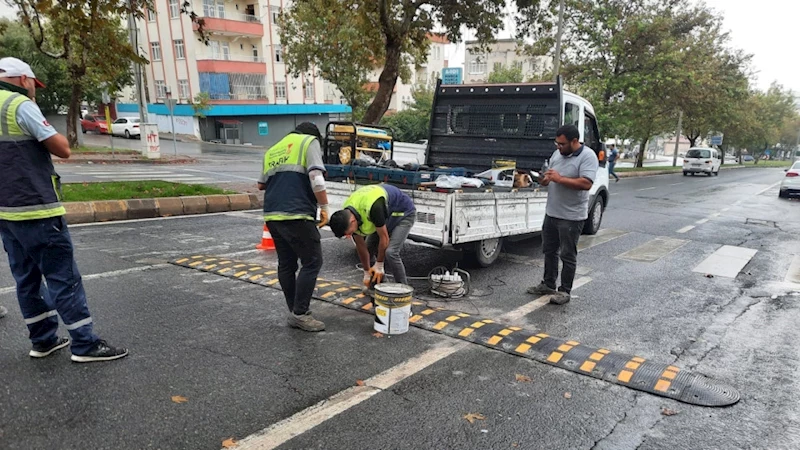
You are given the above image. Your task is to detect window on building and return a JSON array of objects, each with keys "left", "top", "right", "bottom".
[
  {"left": 469, "top": 59, "right": 486, "bottom": 74},
  {"left": 150, "top": 42, "right": 162, "bottom": 61},
  {"left": 417, "top": 71, "right": 427, "bottom": 84},
  {"left": 493, "top": 62, "right": 502, "bottom": 73},
  {"left": 274, "top": 44, "right": 283, "bottom": 63},
  {"left": 174, "top": 39, "right": 185, "bottom": 59},
  {"left": 146, "top": 8, "right": 155, "bottom": 21},
  {"left": 210, "top": 41, "right": 220, "bottom": 59},
  {"left": 168, "top": 0, "right": 180, "bottom": 18},
  {"left": 221, "top": 42, "right": 230, "bottom": 60},
  {"left": 304, "top": 81, "right": 314, "bottom": 100},
  {"left": 216, "top": 0, "right": 225, "bottom": 18},
  {"left": 178, "top": 79, "right": 190, "bottom": 99},
  {"left": 275, "top": 81, "right": 287, "bottom": 99},
  {"left": 271, "top": 6, "right": 281, "bottom": 25},
  {"left": 513, "top": 60, "right": 523, "bottom": 71},
  {"left": 155, "top": 80, "right": 167, "bottom": 99},
  {"left": 203, "top": 0, "right": 214, "bottom": 16}
]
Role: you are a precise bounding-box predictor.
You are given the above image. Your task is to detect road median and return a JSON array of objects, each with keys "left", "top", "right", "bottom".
[{"left": 618, "top": 163, "right": 786, "bottom": 178}]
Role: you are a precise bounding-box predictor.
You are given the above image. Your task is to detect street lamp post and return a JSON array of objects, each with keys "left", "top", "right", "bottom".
[{"left": 165, "top": 88, "right": 178, "bottom": 156}]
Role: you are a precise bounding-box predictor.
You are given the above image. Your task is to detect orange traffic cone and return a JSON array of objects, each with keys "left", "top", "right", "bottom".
[{"left": 256, "top": 224, "right": 275, "bottom": 250}]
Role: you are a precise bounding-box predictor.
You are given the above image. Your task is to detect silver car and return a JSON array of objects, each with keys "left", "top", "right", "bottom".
[{"left": 779, "top": 161, "right": 800, "bottom": 199}]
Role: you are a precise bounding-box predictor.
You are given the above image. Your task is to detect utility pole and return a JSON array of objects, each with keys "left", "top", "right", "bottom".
[
  {"left": 127, "top": 0, "right": 147, "bottom": 124},
  {"left": 672, "top": 110, "right": 683, "bottom": 167},
  {"left": 552, "top": 0, "right": 566, "bottom": 81}
]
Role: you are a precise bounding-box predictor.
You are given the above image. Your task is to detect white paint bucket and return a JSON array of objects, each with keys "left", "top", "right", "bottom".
[{"left": 373, "top": 283, "right": 413, "bottom": 335}]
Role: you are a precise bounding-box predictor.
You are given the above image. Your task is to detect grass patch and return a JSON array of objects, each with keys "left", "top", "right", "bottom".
[
  {"left": 742, "top": 160, "right": 793, "bottom": 168},
  {"left": 62, "top": 181, "right": 234, "bottom": 202},
  {"left": 72, "top": 146, "right": 140, "bottom": 155},
  {"left": 616, "top": 166, "right": 683, "bottom": 172}
]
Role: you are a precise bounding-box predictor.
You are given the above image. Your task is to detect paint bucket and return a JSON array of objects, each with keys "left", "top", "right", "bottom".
[{"left": 373, "top": 283, "right": 413, "bottom": 335}]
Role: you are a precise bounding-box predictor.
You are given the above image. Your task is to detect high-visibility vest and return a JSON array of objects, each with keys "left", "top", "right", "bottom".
[
  {"left": 262, "top": 133, "right": 318, "bottom": 222},
  {"left": 343, "top": 185, "right": 390, "bottom": 236},
  {"left": 0, "top": 89, "right": 66, "bottom": 221}
]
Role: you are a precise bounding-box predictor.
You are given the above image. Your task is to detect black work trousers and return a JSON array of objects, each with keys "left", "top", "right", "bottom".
[
  {"left": 541, "top": 214, "right": 584, "bottom": 294},
  {"left": 266, "top": 220, "right": 322, "bottom": 315}
]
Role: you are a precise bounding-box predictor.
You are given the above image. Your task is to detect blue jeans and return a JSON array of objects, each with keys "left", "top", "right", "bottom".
[
  {"left": 608, "top": 161, "right": 619, "bottom": 180},
  {"left": 0, "top": 216, "right": 99, "bottom": 354}
]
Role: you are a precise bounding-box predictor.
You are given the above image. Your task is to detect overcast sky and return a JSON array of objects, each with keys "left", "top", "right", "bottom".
[
  {"left": 447, "top": 0, "right": 799, "bottom": 95},
  {"left": 1, "top": 1, "right": 796, "bottom": 94}
]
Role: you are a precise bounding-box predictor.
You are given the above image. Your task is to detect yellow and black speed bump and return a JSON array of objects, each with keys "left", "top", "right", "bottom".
[{"left": 171, "top": 255, "right": 739, "bottom": 407}]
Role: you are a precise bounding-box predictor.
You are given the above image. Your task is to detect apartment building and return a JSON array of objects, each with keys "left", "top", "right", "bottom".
[
  {"left": 131, "top": 0, "right": 349, "bottom": 145},
  {"left": 464, "top": 38, "right": 552, "bottom": 84}
]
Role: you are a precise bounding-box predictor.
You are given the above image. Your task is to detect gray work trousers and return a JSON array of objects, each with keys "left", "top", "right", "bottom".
[{"left": 366, "top": 215, "right": 415, "bottom": 285}]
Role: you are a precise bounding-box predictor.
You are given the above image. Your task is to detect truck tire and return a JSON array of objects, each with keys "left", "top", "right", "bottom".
[
  {"left": 465, "top": 238, "right": 503, "bottom": 268},
  {"left": 583, "top": 196, "right": 605, "bottom": 235}
]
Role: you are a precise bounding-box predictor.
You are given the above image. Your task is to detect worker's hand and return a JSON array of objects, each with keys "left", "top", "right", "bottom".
[
  {"left": 362, "top": 270, "right": 372, "bottom": 289},
  {"left": 317, "top": 204, "right": 329, "bottom": 228},
  {"left": 544, "top": 169, "right": 562, "bottom": 183},
  {"left": 369, "top": 261, "right": 385, "bottom": 284}
]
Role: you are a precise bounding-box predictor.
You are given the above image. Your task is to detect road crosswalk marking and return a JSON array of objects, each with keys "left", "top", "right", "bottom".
[
  {"left": 577, "top": 228, "right": 629, "bottom": 251},
  {"left": 70, "top": 168, "right": 211, "bottom": 184},
  {"left": 617, "top": 237, "right": 688, "bottom": 262},
  {"left": 692, "top": 245, "right": 758, "bottom": 278}
]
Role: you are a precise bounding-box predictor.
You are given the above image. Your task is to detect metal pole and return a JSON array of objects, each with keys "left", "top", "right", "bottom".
[
  {"left": 128, "top": 0, "right": 146, "bottom": 124},
  {"left": 170, "top": 108, "right": 177, "bottom": 156},
  {"left": 552, "top": 0, "right": 566, "bottom": 81},
  {"left": 672, "top": 110, "right": 683, "bottom": 167}
]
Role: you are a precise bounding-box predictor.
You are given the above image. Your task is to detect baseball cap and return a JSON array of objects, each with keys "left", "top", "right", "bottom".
[{"left": 0, "top": 57, "right": 46, "bottom": 88}]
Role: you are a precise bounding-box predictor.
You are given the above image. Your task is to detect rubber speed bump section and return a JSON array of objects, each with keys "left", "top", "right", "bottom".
[{"left": 170, "top": 256, "right": 740, "bottom": 407}]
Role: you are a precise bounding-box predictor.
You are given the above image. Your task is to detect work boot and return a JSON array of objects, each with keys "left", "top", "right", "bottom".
[
  {"left": 526, "top": 282, "right": 557, "bottom": 296},
  {"left": 549, "top": 291, "right": 571, "bottom": 305},
  {"left": 30, "top": 337, "right": 70, "bottom": 358},
  {"left": 288, "top": 312, "right": 326, "bottom": 332}
]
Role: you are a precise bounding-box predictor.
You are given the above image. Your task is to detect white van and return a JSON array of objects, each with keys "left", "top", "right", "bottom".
[{"left": 683, "top": 147, "right": 721, "bottom": 176}]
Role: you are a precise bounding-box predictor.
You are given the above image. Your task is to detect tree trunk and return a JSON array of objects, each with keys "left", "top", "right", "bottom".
[
  {"left": 688, "top": 136, "right": 697, "bottom": 147},
  {"left": 67, "top": 80, "right": 83, "bottom": 148},
  {"left": 362, "top": 43, "right": 402, "bottom": 124},
  {"left": 636, "top": 137, "right": 649, "bottom": 168}
]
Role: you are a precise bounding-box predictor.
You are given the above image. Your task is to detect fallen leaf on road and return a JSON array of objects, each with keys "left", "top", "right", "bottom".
[
  {"left": 515, "top": 374, "right": 532, "bottom": 383},
  {"left": 171, "top": 395, "right": 188, "bottom": 404},
  {"left": 661, "top": 407, "right": 679, "bottom": 416},
  {"left": 563, "top": 392, "right": 572, "bottom": 399},
  {"left": 372, "top": 331, "right": 384, "bottom": 338},
  {"left": 512, "top": 443, "right": 519, "bottom": 448},
  {"left": 222, "top": 437, "right": 238, "bottom": 448},
  {"left": 356, "top": 380, "right": 365, "bottom": 386},
  {"left": 463, "top": 413, "right": 486, "bottom": 424}
]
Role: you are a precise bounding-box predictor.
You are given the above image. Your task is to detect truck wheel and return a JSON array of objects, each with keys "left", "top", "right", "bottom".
[
  {"left": 583, "top": 196, "right": 605, "bottom": 235},
  {"left": 465, "top": 238, "right": 503, "bottom": 268}
]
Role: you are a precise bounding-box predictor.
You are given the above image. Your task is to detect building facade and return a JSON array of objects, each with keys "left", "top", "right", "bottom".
[
  {"left": 129, "top": 0, "right": 349, "bottom": 146},
  {"left": 463, "top": 38, "right": 552, "bottom": 84}
]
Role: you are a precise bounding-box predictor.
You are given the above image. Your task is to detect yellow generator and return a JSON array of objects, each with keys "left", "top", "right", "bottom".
[{"left": 323, "top": 121, "right": 394, "bottom": 165}]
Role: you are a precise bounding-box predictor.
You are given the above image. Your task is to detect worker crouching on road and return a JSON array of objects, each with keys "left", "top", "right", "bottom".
[
  {"left": 329, "top": 184, "right": 416, "bottom": 289},
  {"left": 258, "top": 122, "right": 329, "bottom": 332},
  {"left": 0, "top": 57, "right": 128, "bottom": 362}
]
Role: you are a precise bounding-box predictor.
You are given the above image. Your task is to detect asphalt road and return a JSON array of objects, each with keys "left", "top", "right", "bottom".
[{"left": 1, "top": 168, "right": 799, "bottom": 450}]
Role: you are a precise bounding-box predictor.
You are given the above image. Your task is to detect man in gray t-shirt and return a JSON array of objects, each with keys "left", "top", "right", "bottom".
[{"left": 527, "top": 124, "right": 599, "bottom": 305}]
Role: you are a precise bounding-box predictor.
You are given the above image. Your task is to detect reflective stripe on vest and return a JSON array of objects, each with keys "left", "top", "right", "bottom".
[
  {"left": 0, "top": 90, "right": 66, "bottom": 221},
  {"left": 262, "top": 133, "right": 315, "bottom": 221},
  {"left": 342, "top": 185, "right": 388, "bottom": 236}
]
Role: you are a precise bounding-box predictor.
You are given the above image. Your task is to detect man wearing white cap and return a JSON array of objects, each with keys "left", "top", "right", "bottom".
[{"left": 0, "top": 57, "right": 128, "bottom": 362}]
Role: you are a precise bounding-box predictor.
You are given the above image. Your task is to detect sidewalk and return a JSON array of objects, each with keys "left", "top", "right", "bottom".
[{"left": 54, "top": 153, "right": 197, "bottom": 165}]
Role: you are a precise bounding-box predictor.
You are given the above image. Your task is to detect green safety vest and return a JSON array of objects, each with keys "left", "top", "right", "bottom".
[
  {"left": 0, "top": 89, "right": 66, "bottom": 221},
  {"left": 262, "top": 133, "right": 317, "bottom": 222},
  {"left": 343, "top": 185, "right": 389, "bottom": 236}
]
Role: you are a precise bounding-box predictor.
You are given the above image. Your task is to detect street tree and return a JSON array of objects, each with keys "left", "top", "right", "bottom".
[
  {"left": 278, "top": 0, "right": 536, "bottom": 124},
  {"left": 8, "top": 0, "right": 149, "bottom": 147},
  {"left": 380, "top": 84, "right": 433, "bottom": 143},
  {"left": 487, "top": 64, "right": 525, "bottom": 84}
]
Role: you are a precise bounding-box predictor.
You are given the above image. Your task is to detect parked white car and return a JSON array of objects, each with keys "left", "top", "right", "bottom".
[
  {"left": 683, "top": 147, "right": 721, "bottom": 176},
  {"left": 779, "top": 161, "right": 800, "bottom": 199},
  {"left": 110, "top": 117, "right": 141, "bottom": 139}
]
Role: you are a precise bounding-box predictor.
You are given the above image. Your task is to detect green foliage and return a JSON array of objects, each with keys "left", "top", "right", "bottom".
[
  {"left": 380, "top": 85, "right": 433, "bottom": 142},
  {"left": 281, "top": 0, "right": 540, "bottom": 124},
  {"left": 62, "top": 181, "right": 233, "bottom": 202},
  {"left": 190, "top": 92, "right": 211, "bottom": 118},
  {"left": 487, "top": 64, "right": 525, "bottom": 83}
]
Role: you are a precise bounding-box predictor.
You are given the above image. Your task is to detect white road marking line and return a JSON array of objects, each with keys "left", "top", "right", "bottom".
[
  {"left": 577, "top": 228, "right": 629, "bottom": 252},
  {"left": 73, "top": 171, "right": 173, "bottom": 175},
  {"left": 669, "top": 182, "right": 684, "bottom": 186},
  {"left": 692, "top": 245, "right": 758, "bottom": 278},
  {"left": 637, "top": 186, "right": 656, "bottom": 191},
  {"left": 617, "top": 237, "right": 688, "bottom": 262},
  {"left": 695, "top": 218, "right": 709, "bottom": 224},
  {"left": 500, "top": 276, "right": 592, "bottom": 322},
  {"left": 0, "top": 264, "right": 170, "bottom": 296},
  {"left": 756, "top": 181, "right": 782, "bottom": 196},
  {"left": 721, "top": 208, "right": 730, "bottom": 212},
  {"left": 235, "top": 342, "right": 467, "bottom": 450},
  {"left": 676, "top": 225, "right": 695, "bottom": 234},
  {"left": 786, "top": 255, "right": 800, "bottom": 284},
  {"left": 182, "top": 168, "right": 260, "bottom": 182},
  {"left": 710, "top": 213, "right": 721, "bottom": 218}
]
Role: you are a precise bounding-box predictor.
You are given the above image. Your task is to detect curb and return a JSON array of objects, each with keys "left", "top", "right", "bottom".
[
  {"left": 64, "top": 193, "right": 263, "bottom": 224},
  {"left": 618, "top": 164, "right": 758, "bottom": 178}
]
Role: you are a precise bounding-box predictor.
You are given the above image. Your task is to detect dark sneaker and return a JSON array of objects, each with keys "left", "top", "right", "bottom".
[
  {"left": 287, "top": 312, "right": 325, "bottom": 332},
  {"left": 527, "top": 283, "right": 557, "bottom": 296},
  {"left": 549, "top": 291, "right": 571, "bottom": 305},
  {"left": 71, "top": 340, "right": 129, "bottom": 363},
  {"left": 0, "top": 305, "right": 7, "bottom": 318},
  {"left": 30, "top": 337, "right": 70, "bottom": 358}
]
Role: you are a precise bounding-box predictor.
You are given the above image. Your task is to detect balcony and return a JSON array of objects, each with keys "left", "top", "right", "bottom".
[
  {"left": 194, "top": 13, "right": 264, "bottom": 37},
  {"left": 196, "top": 54, "right": 267, "bottom": 74}
]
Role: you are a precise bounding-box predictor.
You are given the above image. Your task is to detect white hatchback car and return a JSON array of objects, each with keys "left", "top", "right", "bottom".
[
  {"left": 110, "top": 117, "right": 141, "bottom": 139},
  {"left": 683, "top": 147, "right": 721, "bottom": 176},
  {"left": 779, "top": 161, "right": 800, "bottom": 199}
]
